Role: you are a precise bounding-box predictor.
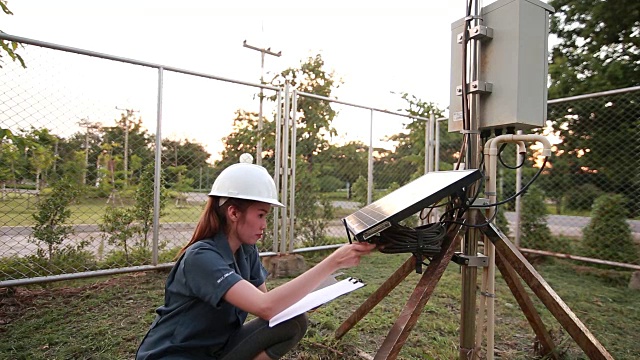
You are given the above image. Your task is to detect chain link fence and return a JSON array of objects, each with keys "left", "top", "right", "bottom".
[
  {"left": 517, "top": 87, "right": 640, "bottom": 268},
  {"left": 1, "top": 34, "right": 638, "bottom": 287}
]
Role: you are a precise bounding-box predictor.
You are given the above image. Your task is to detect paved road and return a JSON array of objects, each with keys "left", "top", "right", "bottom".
[{"left": 2, "top": 201, "right": 639, "bottom": 258}]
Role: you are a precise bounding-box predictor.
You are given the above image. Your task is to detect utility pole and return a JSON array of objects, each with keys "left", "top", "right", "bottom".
[
  {"left": 243, "top": 39, "right": 281, "bottom": 166},
  {"left": 78, "top": 118, "right": 101, "bottom": 186},
  {"left": 115, "top": 107, "right": 139, "bottom": 187}
]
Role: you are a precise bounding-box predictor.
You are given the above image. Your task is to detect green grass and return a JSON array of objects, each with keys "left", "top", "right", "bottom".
[
  {"left": 0, "top": 196, "right": 205, "bottom": 227},
  {"left": 1, "top": 252, "right": 638, "bottom": 359}
]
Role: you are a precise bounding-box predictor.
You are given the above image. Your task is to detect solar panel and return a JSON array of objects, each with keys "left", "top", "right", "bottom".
[{"left": 343, "top": 169, "right": 482, "bottom": 241}]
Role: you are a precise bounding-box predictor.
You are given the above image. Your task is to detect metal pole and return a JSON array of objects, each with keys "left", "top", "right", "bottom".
[
  {"left": 367, "top": 109, "right": 374, "bottom": 204},
  {"left": 78, "top": 118, "right": 94, "bottom": 186},
  {"left": 460, "top": 1, "right": 483, "bottom": 358},
  {"left": 243, "top": 40, "right": 281, "bottom": 166},
  {"left": 279, "top": 83, "right": 290, "bottom": 254},
  {"left": 124, "top": 114, "right": 129, "bottom": 186},
  {"left": 425, "top": 115, "right": 430, "bottom": 174},
  {"left": 152, "top": 67, "right": 164, "bottom": 266},
  {"left": 288, "top": 90, "right": 298, "bottom": 252},
  {"left": 273, "top": 90, "right": 282, "bottom": 253},
  {"left": 427, "top": 112, "right": 435, "bottom": 173},
  {"left": 515, "top": 130, "right": 523, "bottom": 247},
  {"left": 436, "top": 118, "right": 442, "bottom": 172}
]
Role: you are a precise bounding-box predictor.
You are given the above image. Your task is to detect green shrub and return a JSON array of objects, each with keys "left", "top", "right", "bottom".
[
  {"left": 294, "top": 167, "right": 335, "bottom": 248},
  {"left": 565, "top": 183, "right": 603, "bottom": 211},
  {"left": 582, "top": 194, "right": 639, "bottom": 265},
  {"left": 317, "top": 175, "right": 343, "bottom": 192},
  {"left": 0, "top": 247, "right": 97, "bottom": 281},
  {"left": 494, "top": 207, "right": 510, "bottom": 236},
  {"left": 520, "top": 187, "right": 555, "bottom": 251},
  {"left": 101, "top": 247, "right": 152, "bottom": 267},
  {"left": 352, "top": 176, "right": 368, "bottom": 207},
  {"left": 31, "top": 178, "right": 81, "bottom": 261}
]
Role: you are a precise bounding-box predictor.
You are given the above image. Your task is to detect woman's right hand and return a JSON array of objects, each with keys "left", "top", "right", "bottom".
[{"left": 327, "top": 242, "right": 377, "bottom": 269}]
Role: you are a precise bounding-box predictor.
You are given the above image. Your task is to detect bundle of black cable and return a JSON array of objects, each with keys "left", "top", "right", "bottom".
[{"left": 375, "top": 222, "right": 446, "bottom": 255}]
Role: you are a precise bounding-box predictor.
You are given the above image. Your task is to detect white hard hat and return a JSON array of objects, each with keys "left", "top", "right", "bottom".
[{"left": 208, "top": 161, "right": 284, "bottom": 208}]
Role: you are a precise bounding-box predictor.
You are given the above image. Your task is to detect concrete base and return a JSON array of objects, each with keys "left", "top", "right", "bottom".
[{"left": 262, "top": 254, "right": 307, "bottom": 278}]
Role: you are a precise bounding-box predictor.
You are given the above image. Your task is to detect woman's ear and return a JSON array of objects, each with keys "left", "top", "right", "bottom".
[{"left": 226, "top": 205, "right": 240, "bottom": 222}]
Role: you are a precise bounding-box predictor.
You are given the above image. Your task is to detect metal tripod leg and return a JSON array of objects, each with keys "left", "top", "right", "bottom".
[
  {"left": 481, "top": 222, "right": 613, "bottom": 360},
  {"left": 374, "top": 230, "right": 463, "bottom": 360}
]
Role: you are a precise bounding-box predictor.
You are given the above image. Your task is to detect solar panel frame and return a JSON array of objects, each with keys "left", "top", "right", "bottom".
[{"left": 343, "top": 169, "right": 482, "bottom": 241}]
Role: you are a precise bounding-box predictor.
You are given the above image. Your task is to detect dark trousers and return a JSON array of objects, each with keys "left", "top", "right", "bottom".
[{"left": 219, "top": 313, "right": 308, "bottom": 360}]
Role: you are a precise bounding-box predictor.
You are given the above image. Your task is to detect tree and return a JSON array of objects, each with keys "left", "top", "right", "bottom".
[
  {"left": 272, "top": 54, "right": 341, "bottom": 170},
  {"left": 101, "top": 114, "right": 154, "bottom": 187},
  {"left": 31, "top": 178, "right": 80, "bottom": 262},
  {"left": 162, "top": 137, "right": 211, "bottom": 189},
  {"left": 314, "top": 141, "right": 368, "bottom": 191},
  {"left": 132, "top": 163, "right": 167, "bottom": 247},
  {"left": 24, "top": 127, "right": 58, "bottom": 190},
  {"left": 547, "top": 0, "right": 640, "bottom": 216},
  {"left": 538, "top": 151, "right": 571, "bottom": 214},
  {"left": 0, "top": 1, "right": 25, "bottom": 68},
  {"left": 62, "top": 124, "right": 103, "bottom": 186},
  {"left": 548, "top": 0, "right": 640, "bottom": 97},
  {"left": 377, "top": 93, "right": 456, "bottom": 189},
  {"left": 216, "top": 109, "right": 276, "bottom": 175}
]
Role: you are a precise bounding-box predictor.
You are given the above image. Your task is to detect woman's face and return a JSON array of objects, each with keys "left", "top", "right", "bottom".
[{"left": 234, "top": 202, "right": 271, "bottom": 245}]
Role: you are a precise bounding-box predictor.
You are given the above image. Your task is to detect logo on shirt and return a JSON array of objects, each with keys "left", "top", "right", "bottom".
[{"left": 217, "top": 271, "right": 234, "bottom": 284}]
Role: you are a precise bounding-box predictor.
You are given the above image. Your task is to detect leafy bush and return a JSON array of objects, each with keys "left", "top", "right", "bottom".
[
  {"left": 99, "top": 206, "right": 137, "bottom": 260},
  {"left": 582, "top": 194, "right": 639, "bottom": 265},
  {"left": 0, "top": 247, "right": 96, "bottom": 281},
  {"left": 317, "top": 175, "right": 343, "bottom": 192},
  {"left": 519, "top": 187, "right": 556, "bottom": 251},
  {"left": 565, "top": 183, "right": 604, "bottom": 211},
  {"left": 352, "top": 175, "right": 368, "bottom": 207},
  {"left": 30, "top": 178, "right": 81, "bottom": 261},
  {"left": 294, "top": 167, "right": 336, "bottom": 248},
  {"left": 102, "top": 247, "right": 152, "bottom": 267},
  {"left": 494, "top": 207, "right": 510, "bottom": 236}
]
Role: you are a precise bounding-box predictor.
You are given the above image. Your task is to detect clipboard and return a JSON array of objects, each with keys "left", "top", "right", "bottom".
[{"left": 269, "top": 277, "right": 366, "bottom": 327}]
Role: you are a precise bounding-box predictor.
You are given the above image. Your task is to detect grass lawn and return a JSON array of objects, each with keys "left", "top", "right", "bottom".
[
  {"left": 1, "top": 251, "right": 638, "bottom": 359},
  {"left": 0, "top": 196, "right": 205, "bottom": 227}
]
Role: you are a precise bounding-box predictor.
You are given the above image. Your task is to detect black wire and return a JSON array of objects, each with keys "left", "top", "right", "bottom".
[
  {"left": 375, "top": 222, "right": 447, "bottom": 256},
  {"left": 442, "top": 204, "right": 499, "bottom": 228},
  {"left": 470, "top": 156, "right": 549, "bottom": 208},
  {"left": 498, "top": 143, "right": 526, "bottom": 170}
]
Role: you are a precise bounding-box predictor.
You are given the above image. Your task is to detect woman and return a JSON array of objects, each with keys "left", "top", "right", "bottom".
[{"left": 136, "top": 159, "right": 375, "bottom": 359}]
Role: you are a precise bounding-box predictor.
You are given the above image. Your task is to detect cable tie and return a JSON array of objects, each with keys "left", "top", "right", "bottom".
[
  {"left": 484, "top": 191, "right": 496, "bottom": 196},
  {"left": 480, "top": 291, "right": 495, "bottom": 298},
  {"left": 461, "top": 130, "right": 480, "bottom": 134}
]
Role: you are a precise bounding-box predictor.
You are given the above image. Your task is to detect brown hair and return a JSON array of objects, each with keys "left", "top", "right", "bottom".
[{"left": 175, "top": 196, "right": 253, "bottom": 259}]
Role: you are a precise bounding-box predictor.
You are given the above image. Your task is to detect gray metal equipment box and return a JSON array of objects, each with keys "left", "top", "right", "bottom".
[{"left": 449, "top": 0, "right": 554, "bottom": 132}]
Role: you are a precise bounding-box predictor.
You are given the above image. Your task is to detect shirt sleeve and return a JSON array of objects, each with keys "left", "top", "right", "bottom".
[
  {"left": 248, "top": 245, "right": 268, "bottom": 287},
  {"left": 181, "top": 246, "right": 243, "bottom": 308}
]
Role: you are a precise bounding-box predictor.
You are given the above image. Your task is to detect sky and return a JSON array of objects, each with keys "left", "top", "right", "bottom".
[{"left": 1, "top": 0, "right": 508, "bottom": 160}]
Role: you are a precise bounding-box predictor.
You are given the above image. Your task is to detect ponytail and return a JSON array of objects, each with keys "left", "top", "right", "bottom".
[{"left": 175, "top": 196, "right": 253, "bottom": 259}]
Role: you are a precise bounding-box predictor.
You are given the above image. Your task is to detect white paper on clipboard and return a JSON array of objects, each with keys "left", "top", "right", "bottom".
[{"left": 269, "top": 277, "right": 365, "bottom": 327}]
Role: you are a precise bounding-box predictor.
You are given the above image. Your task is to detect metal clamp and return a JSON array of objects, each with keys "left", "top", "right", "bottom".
[
  {"left": 456, "top": 81, "right": 493, "bottom": 96},
  {"left": 452, "top": 252, "right": 489, "bottom": 267},
  {"left": 457, "top": 25, "right": 494, "bottom": 43}
]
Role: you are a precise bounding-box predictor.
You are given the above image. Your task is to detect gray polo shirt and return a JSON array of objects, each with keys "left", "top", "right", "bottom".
[{"left": 136, "top": 233, "right": 268, "bottom": 359}]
